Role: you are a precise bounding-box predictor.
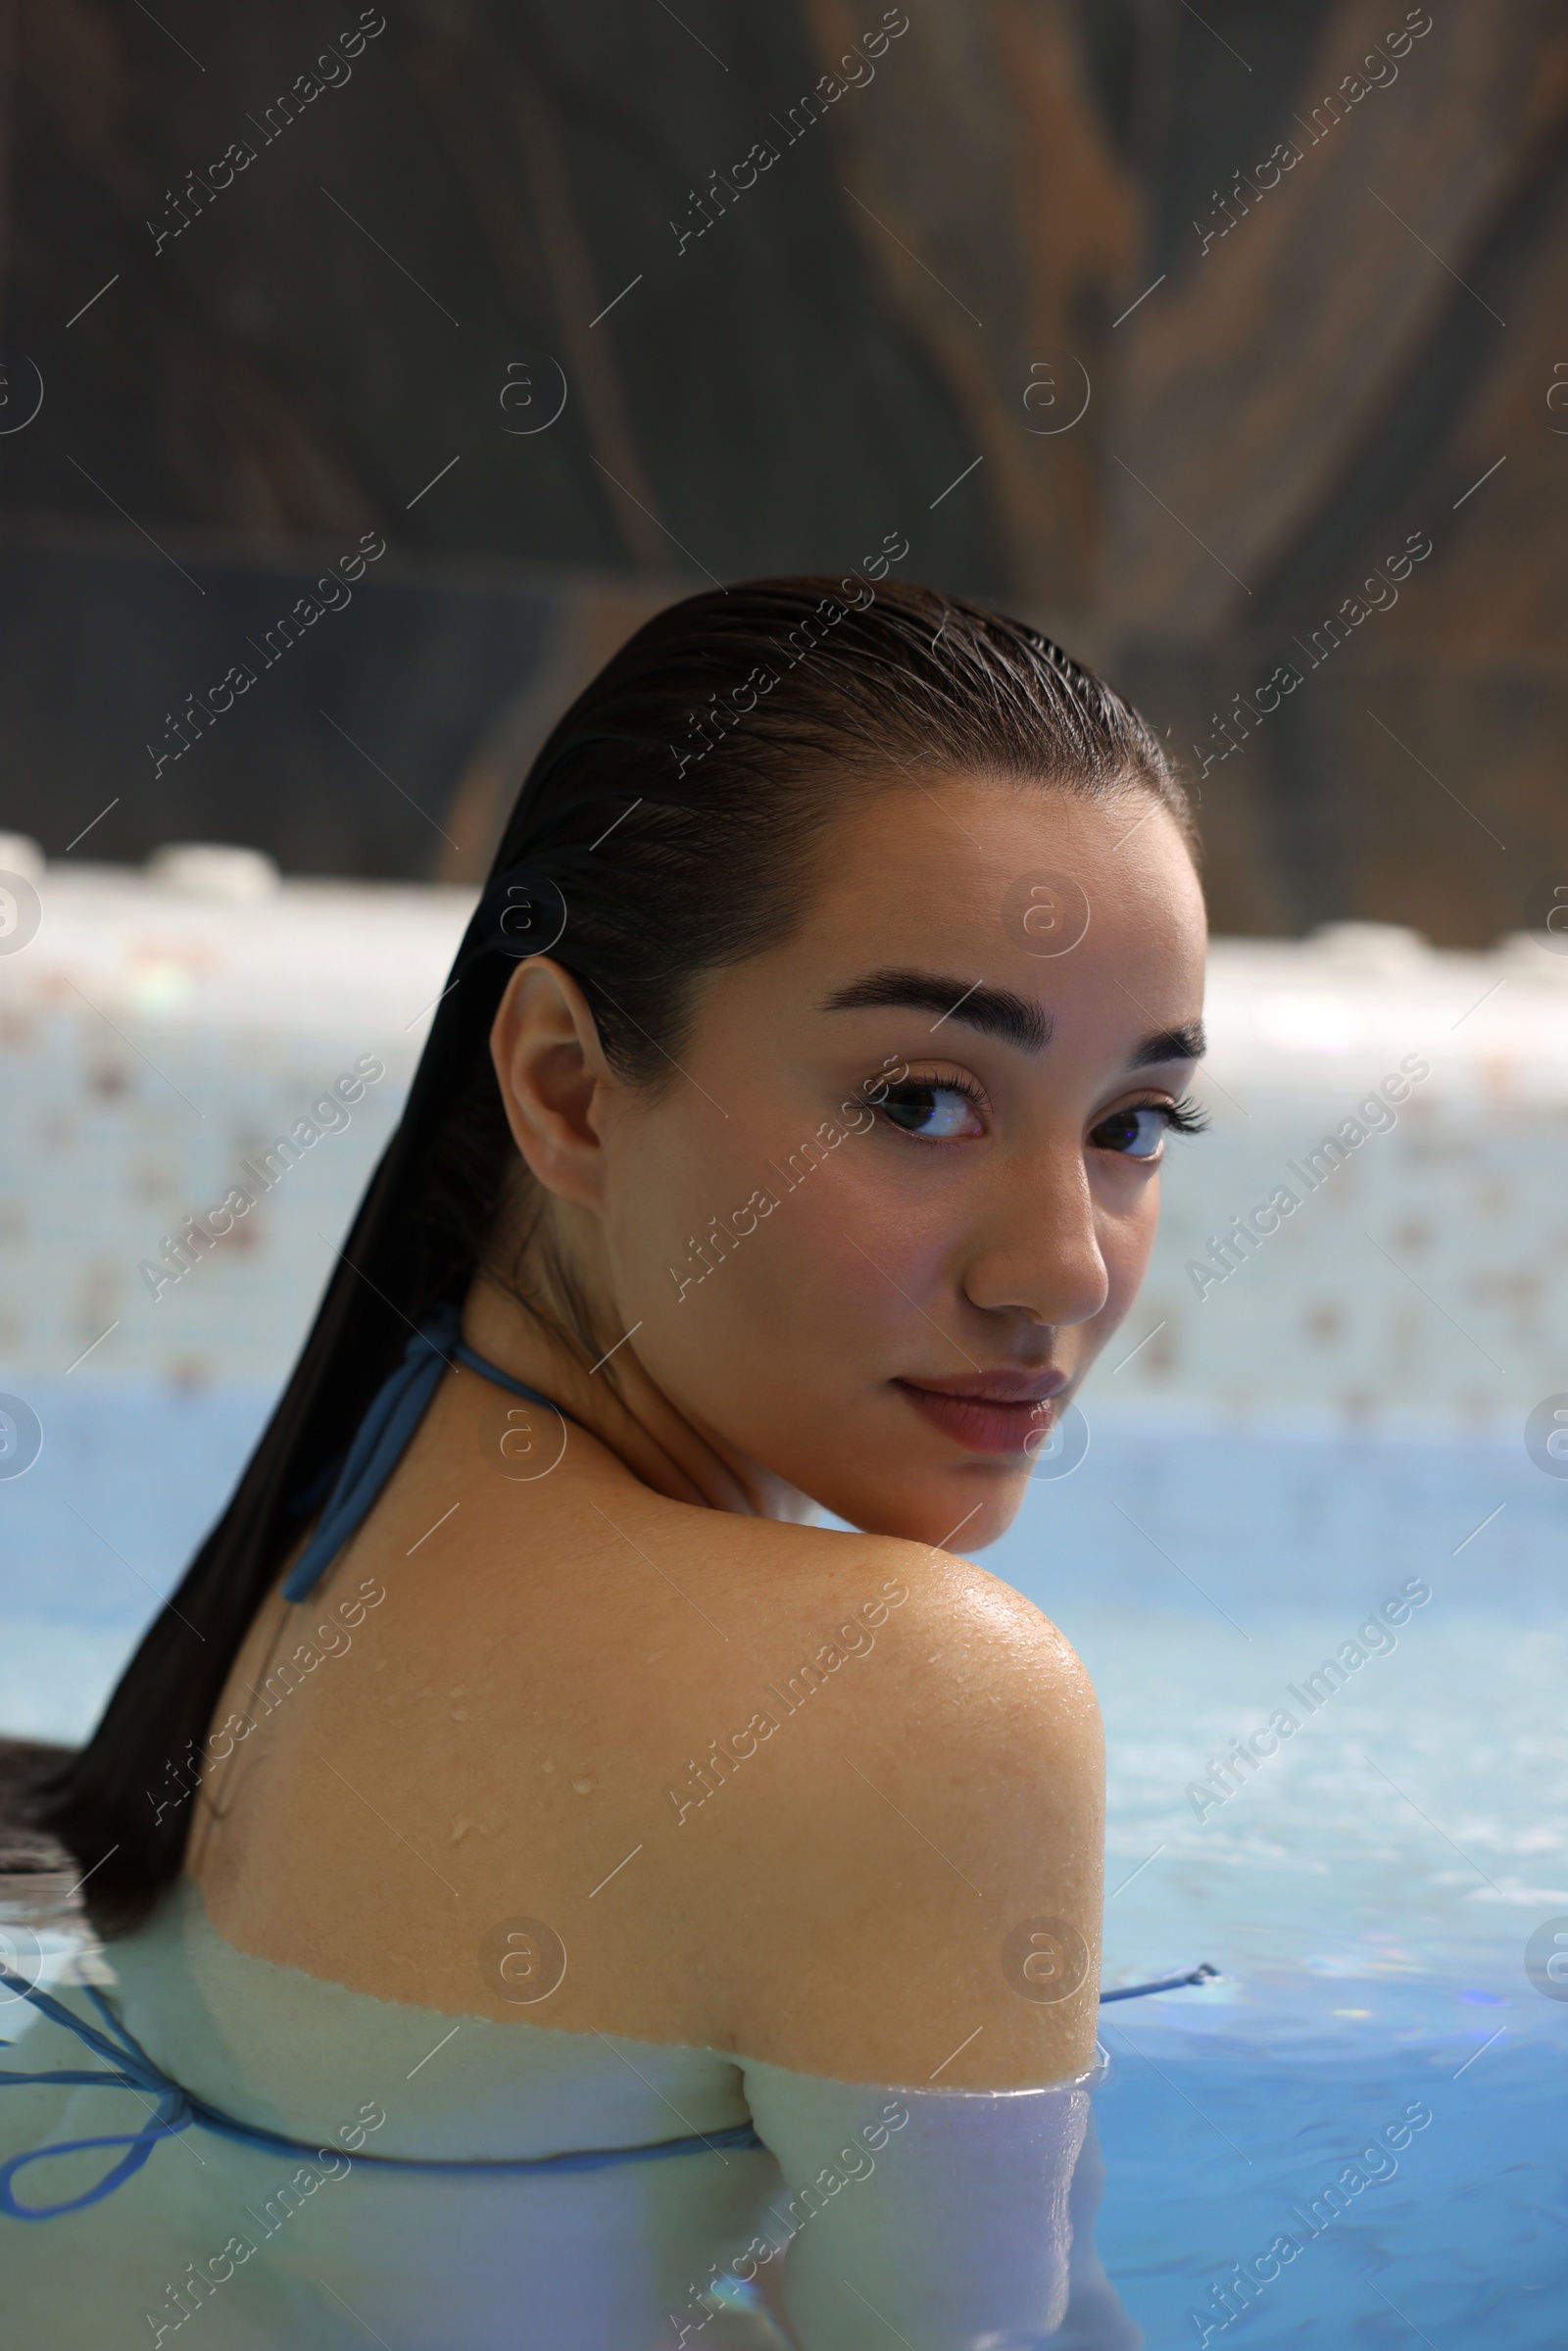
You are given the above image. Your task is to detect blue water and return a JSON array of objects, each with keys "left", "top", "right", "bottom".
[
  {"left": 992, "top": 1418, "right": 1568, "bottom": 2348},
  {"left": 3, "top": 1382, "right": 1566, "bottom": 2345}
]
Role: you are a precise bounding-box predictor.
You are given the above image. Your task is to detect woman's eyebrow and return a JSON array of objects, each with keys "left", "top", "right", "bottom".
[
  {"left": 1129, "top": 1020, "right": 1206, "bottom": 1067},
  {"left": 819, "top": 971, "right": 1206, "bottom": 1069},
  {"left": 819, "top": 968, "right": 1053, "bottom": 1053}
]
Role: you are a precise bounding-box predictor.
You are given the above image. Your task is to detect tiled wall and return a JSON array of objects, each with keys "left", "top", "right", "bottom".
[
  {"left": 1126, "top": 926, "right": 1568, "bottom": 1425},
  {"left": 2, "top": 851, "right": 1565, "bottom": 1424},
  {"left": 0, "top": 850, "right": 466, "bottom": 1389}
]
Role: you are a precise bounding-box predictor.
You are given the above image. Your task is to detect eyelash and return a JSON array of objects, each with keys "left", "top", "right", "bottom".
[
  {"left": 872, "top": 1073, "right": 1210, "bottom": 1149},
  {"left": 1152, "top": 1096, "right": 1210, "bottom": 1138},
  {"left": 910, "top": 1069, "right": 986, "bottom": 1110}
]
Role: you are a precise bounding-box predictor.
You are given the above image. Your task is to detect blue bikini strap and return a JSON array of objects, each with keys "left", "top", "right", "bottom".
[
  {"left": 0, "top": 1967, "right": 760, "bottom": 2221},
  {"left": 0, "top": 1971, "right": 191, "bottom": 2218},
  {"left": 1100, "top": 1963, "right": 1218, "bottom": 2002},
  {"left": 281, "top": 1302, "right": 588, "bottom": 1604}
]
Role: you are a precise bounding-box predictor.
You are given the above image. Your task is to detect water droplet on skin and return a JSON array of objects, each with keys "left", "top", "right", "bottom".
[
  {"left": 540, "top": 1759, "right": 554, "bottom": 1773},
  {"left": 571, "top": 1777, "right": 594, "bottom": 1795},
  {"left": 451, "top": 1817, "right": 471, "bottom": 1843}
]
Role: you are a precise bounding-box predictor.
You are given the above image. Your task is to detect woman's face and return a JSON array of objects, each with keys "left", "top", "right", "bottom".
[{"left": 586, "top": 772, "right": 1206, "bottom": 1547}]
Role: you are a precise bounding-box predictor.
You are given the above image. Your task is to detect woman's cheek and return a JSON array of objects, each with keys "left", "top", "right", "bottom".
[
  {"left": 833, "top": 1178, "right": 950, "bottom": 1335},
  {"left": 1094, "top": 1174, "right": 1162, "bottom": 1331}
]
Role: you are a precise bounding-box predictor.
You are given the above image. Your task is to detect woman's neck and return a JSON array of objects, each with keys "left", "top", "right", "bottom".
[{"left": 460, "top": 1270, "right": 819, "bottom": 1525}]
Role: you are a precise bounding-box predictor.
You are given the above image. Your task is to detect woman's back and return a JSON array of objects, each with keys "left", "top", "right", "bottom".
[{"left": 188, "top": 1323, "right": 1102, "bottom": 2091}]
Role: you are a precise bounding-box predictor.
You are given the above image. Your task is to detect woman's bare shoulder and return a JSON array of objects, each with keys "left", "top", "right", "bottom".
[
  {"left": 644, "top": 1516, "right": 1105, "bottom": 2086},
  {"left": 696, "top": 1510, "right": 1094, "bottom": 1728}
]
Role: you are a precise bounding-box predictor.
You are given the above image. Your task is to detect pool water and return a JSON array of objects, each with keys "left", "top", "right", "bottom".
[
  {"left": 4, "top": 1383, "right": 1566, "bottom": 2345},
  {"left": 992, "top": 1415, "right": 1568, "bottom": 2348}
]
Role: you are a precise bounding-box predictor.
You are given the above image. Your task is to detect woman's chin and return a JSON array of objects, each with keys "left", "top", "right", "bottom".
[{"left": 819, "top": 1460, "right": 1031, "bottom": 1553}]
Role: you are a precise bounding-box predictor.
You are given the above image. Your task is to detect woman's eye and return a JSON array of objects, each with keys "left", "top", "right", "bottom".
[
  {"left": 1092, "top": 1104, "right": 1170, "bottom": 1159},
  {"left": 879, "top": 1082, "right": 984, "bottom": 1141}
]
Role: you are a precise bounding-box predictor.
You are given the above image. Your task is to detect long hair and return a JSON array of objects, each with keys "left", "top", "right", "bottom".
[{"left": 42, "top": 576, "right": 1194, "bottom": 1927}]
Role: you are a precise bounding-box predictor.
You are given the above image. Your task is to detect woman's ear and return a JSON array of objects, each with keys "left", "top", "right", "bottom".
[{"left": 489, "top": 956, "right": 617, "bottom": 1212}]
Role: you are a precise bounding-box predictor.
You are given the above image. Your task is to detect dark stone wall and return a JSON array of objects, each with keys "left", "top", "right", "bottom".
[{"left": 2, "top": 0, "right": 1565, "bottom": 937}]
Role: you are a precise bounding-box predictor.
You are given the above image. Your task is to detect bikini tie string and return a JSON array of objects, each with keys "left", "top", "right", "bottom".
[
  {"left": 0, "top": 1968, "right": 762, "bottom": 2221},
  {"left": 0, "top": 1968, "right": 202, "bottom": 2220},
  {"left": 282, "top": 1302, "right": 589, "bottom": 1604},
  {"left": 1100, "top": 1963, "right": 1219, "bottom": 2003}
]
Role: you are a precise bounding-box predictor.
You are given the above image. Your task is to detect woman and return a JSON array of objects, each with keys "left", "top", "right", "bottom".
[{"left": 3, "top": 578, "right": 1207, "bottom": 2346}]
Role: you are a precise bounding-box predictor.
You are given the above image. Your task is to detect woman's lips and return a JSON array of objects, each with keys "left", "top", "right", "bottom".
[{"left": 894, "top": 1380, "right": 1061, "bottom": 1457}]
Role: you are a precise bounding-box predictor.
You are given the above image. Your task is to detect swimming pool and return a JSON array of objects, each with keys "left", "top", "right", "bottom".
[
  {"left": 4, "top": 1383, "right": 1565, "bottom": 2344},
  {"left": 996, "top": 1412, "right": 1568, "bottom": 2348}
]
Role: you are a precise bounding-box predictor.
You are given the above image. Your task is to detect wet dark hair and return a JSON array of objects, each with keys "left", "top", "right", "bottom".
[{"left": 42, "top": 576, "right": 1195, "bottom": 1927}]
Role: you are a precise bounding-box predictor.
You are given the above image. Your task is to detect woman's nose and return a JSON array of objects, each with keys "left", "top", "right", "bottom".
[{"left": 960, "top": 1154, "right": 1110, "bottom": 1330}]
